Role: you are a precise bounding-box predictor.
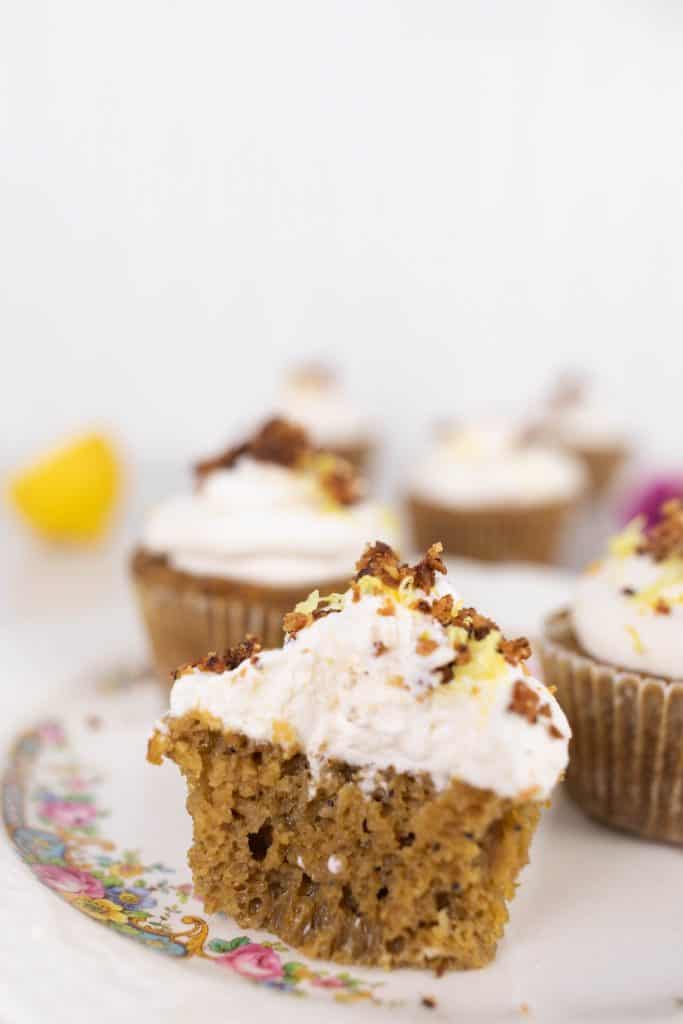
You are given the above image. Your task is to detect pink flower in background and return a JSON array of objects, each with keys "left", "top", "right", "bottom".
[
  {"left": 39, "top": 799, "right": 97, "bottom": 829},
  {"left": 621, "top": 476, "right": 683, "bottom": 528},
  {"left": 33, "top": 864, "right": 104, "bottom": 898},
  {"left": 216, "top": 943, "right": 284, "bottom": 981}
]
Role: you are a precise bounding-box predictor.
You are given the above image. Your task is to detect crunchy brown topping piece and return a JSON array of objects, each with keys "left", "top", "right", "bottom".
[
  {"left": 282, "top": 611, "right": 310, "bottom": 636},
  {"left": 373, "top": 641, "right": 388, "bottom": 657},
  {"left": 452, "top": 606, "right": 497, "bottom": 641},
  {"left": 621, "top": 586, "right": 636, "bottom": 597},
  {"left": 412, "top": 542, "right": 447, "bottom": 593},
  {"left": 412, "top": 598, "right": 432, "bottom": 615},
  {"left": 354, "top": 541, "right": 405, "bottom": 587},
  {"left": 431, "top": 593, "right": 454, "bottom": 625},
  {"left": 416, "top": 634, "right": 438, "bottom": 656},
  {"left": 353, "top": 541, "right": 447, "bottom": 594},
  {"left": 195, "top": 417, "right": 361, "bottom": 507},
  {"left": 453, "top": 644, "right": 471, "bottom": 667},
  {"left": 548, "top": 724, "right": 564, "bottom": 740},
  {"left": 195, "top": 417, "right": 309, "bottom": 477},
  {"left": 377, "top": 599, "right": 396, "bottom": 617},
  {"left": 421, "top": 996, "right": 437, "bottom": 1010},
  {"left": 498, "top": 636, "right": 532, "bottom": 666},
  {"left": 388, "top": 674, "right": 408, "bottom": 689},
  {"left": 507, "top": 680, "right": 541, "bottom": 723},
  {"left": 318, "top": 457, "right": 361, "bottom": 506},
  {"left": 173, "top": 635, "right": 262, "bottom": 679},
  {"left": 637, "top": 500, "right": 683, "bottom": 562},
  {"left": 351, "top": 582, "right": 362, "bottom": 603},
  {"left": 655, "top": 598, "right": 672, "bottom": 615}
]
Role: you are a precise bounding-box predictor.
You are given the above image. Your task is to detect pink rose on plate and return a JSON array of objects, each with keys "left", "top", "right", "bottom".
[
  {"left": 39, "top": 800, "right": 97, "bottom": 829},
  {"left": 216, "top": 943, "right": 284, "bottom": 981},
  {"left": 33, "top": 864, "right": 104, "bottom": 898}
]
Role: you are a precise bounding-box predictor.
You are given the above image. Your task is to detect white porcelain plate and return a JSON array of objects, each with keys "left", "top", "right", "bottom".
[{"left": 3, "top": 663, "right": 683, "bottom": 1024}]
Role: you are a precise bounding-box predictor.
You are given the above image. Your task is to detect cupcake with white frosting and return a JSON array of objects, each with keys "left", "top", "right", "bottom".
[
  {"left": 149, "top": 542, "right": 569, "bottom": 971},
  {"left": 406, "top": 422, "right": 586, "bottom": 564},
  {"left": 131, "top": 418, "right": 393, "bottom": 682},
  {"left": 274, "top": 363, "right": 375, "bottom": 470},
  {"left": 538, "top": 500, "right": 683, "bottom": 843},
  {"left": 538, "top": 373, "right": 630, "bottom": 495}
]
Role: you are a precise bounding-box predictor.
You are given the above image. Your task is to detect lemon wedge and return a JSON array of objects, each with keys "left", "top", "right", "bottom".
[{"left": 8, "top": 433, "right": 121, "bottom": 541}]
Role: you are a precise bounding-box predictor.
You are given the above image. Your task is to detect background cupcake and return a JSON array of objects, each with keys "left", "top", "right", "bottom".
[
  {"left": 538, "top": 501, "right": 683, "bottom": 843},
  {"left": 406, "top": 422, "right": 586, "bottom": 564},
  {"left": 131, "top": 418, "right": 394, "bottom": 682},
  {"left": 273, "top": 363, "right": 376, "bottom": 471},
  {"left": 538, "top": 373, "right": 630, "bottom": 496}
]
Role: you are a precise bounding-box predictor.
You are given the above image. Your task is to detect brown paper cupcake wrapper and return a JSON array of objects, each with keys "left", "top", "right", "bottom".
[
  {"left": 131, "top": 550, "right": 350, "bottom": 686},
  {"left": 538, "top": 609, "right": 683, "bottom": 844},
  {"left": 407, "top": 496, "right": 578, "bottom": 565}
]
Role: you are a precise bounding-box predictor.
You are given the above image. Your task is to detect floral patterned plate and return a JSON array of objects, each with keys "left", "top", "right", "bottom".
[{"left": 3, "top": 665, "right": 682, "bottom": 1024}]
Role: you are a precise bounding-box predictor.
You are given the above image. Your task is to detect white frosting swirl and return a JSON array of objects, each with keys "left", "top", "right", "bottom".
[
  {"left": 142, "top": 456, "right": 394, "bottom": 586},
  {"left": 574, "top": 531, "right": 683, "bottom": 679},
  {"left": 410, "top": 424, "right": 586, "bottom": 507},
  {"left": 546, "top": 403, "right": 627, "bottom": 450},
  {"left": 274, "top": 376, "right": 371, "bottom": 447},
  {"left": 167, "top": 574, "right": 569, "bottom": 800}
]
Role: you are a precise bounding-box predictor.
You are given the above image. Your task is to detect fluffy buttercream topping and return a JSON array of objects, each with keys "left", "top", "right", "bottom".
[
  {"left": 410, "top": 423, "right": 586, "bottom": 507},
  {"left": 541, "top": 373, "right": 627, "bottom": 449},
  {"left": 273, "top": 364, "right": 372, "bottom": 446},
  {"left": 143, "top": 453, "right": 394, "bottom": 585},
  {"left": 163, "top": 543, "right": 569, "bottom": 800},
  {"left": 573, "top": 502, "right": 683, "bottom": 679}
]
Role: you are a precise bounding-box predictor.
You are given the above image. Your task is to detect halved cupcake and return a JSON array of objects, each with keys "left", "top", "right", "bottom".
[
  {"left": 273, "top": 363, "right": 375, "bottom": 471},
  {"left": 148, "top": 542, "right": 569, "bottom": 971},
  {"left": 538, "top": 501, "right": 683, "bottom": 843},
  {"left": 131, "top": 418, "right": 393, "bottom": 682},
  {"left": 406, "top": 422, "right": 586, "bottom": 564}
]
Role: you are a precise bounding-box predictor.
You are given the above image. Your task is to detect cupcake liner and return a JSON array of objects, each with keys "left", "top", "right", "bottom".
[
  {"left": 131, "top": 550, "right": 346, "bottom": 685},
  {"left": 538, "top": 609, "right": 683, "bottom": 844},
  {"left": 407, "top": 496, "right": 577, "bottom": 565}
]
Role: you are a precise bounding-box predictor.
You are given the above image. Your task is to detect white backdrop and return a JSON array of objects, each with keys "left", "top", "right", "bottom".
[{"left": 2, "top": 0, "right": 682, "bottom": 472}]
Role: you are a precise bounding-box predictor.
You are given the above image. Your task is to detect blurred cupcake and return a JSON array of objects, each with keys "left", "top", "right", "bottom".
[
  {"left": 406, "top": 422, "right": 586, "bottom": 564},
  {"left": 131, "top": 418, "right": 394, "bottom": 682},
  {"left": 274, "top": 363, "right": 375, "bottom": 471},
  {"left": 538, "top": 373, "right": 630, "bottom": 495},
  {"left": 538, "top": 501, "right": 683, "bottom": 843}
]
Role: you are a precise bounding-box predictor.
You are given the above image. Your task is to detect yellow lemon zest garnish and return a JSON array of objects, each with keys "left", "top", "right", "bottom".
[
  {"left": 625, "top": 626, "right": 645, "bottom": 655},
  {"left": 294, "top": 590, "right": 320, "bottom": 616},
  {"left": 446, "top": 625, "right": 469, "bottom": 648},
  {"left": 633, "top": 559, "right": 683, "bottom": 612},
  {"left": 453, "top": 631, "right": 507, "bottom": 683},
  {"left": 8, "top": 432, "right": 120, "bottom": 542},
  {"left": 356, "top": 575, "right": 385, "bottom": 597},
  {"left": 609, "top": 518, "right": 645, "bottom": 559}
]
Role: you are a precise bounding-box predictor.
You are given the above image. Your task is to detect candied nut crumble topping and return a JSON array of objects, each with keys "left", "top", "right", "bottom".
[
  {"left": 194, "top": 417, "right": 361, "bottom": 507},
  {"left": 280, "top": 542, "right": 533, "bottom": 692},
  {"left": 173, "top": 635, "right": 262, "bottom": 680},
  {"left": 637, "top": 500, "right": 683, "bottom": 562}
]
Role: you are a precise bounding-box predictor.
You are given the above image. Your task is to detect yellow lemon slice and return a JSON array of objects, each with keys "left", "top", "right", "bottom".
[{"left": 8, "top": 433, "right": 121, "bottom": 541}]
